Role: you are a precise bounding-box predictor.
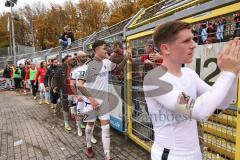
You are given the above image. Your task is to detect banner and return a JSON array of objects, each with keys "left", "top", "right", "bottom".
[
  {"left": 109, "top": 84, "right": 124, "bottom": 132},
  {"left": 186, "top": 42, "right": 237, "bottom": 104},
  {"left": 0, "top": 78, "right": 7, "bottom": 89},
  {"left": 0, "top": 78, "right": 14, "bottom": 90}
]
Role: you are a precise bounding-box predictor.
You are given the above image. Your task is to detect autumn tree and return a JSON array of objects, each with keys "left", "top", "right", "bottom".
[
  {"left": 0, "top": 0, "right": 161, "bottom": 51},
  {"left": 17, "top": 2, "right": 49, "bottom": 49},
  {"left": 108, "top": 0, "right": 136, "bottom": 26},
  {"left": 108, "top": 0, "right": 161, "bottom": 26},
  {"left": 135, "top": 0, "right": 161, "bottom": 10},
  {"left": 63, "top": 1, "right": 78, "bottom": 32},
  {"left": 0, "top": 13, "right": 10, "bottom": 48},
  {"left": 76, "top": 0, "right": 110, "bottom": 36},
  {"left": 14, "top": 17, "right": 27, "bottom": 46},
  {"left": 0, "top": 13, "right": 11, "bottom": 56}
]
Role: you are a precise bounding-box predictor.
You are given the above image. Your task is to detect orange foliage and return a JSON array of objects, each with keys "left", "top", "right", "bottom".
[{"left": 0, "top": 0, "right": 160, "bottom": 50}]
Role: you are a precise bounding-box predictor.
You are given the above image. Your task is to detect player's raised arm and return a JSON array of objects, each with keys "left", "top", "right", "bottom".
[{"left": 144, "top": 38, "right": 240, "bottom": 121}]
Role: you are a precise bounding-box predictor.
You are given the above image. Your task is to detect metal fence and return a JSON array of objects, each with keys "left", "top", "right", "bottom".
[
  {"left": 126, "top": 26, "right": 240, "bottom": 159},
  {"left": 0, "top": 37, "right": 88, "bottom": 71},
  {"left": 1, "top": 1, "right": 240, "bottom": 158}
]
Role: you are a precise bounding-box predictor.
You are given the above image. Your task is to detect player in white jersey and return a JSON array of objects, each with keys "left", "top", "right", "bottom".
[
  {"left": 77, "top": 40, "right": 127, "bottom": 160},
  {"left": 143, "top": 20, "right": 240, "bottom": 160},
  {"left": 69, "top": 51, "right": 97, "bottom": 143}
]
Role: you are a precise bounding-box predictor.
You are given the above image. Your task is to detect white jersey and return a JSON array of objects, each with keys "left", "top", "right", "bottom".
[
  {"left": 70, "top": 65, "right": 87, "bottom": 115},
  {"left": 70, "top": 66, "right": 83, "bottom": 95},
  {"left": 143, "top": 67, "right": 237, "bottom": 159},
  {"left": 77, "top": 58, "right": 116, "bottom": 104},
  {"left": 70, "top": 66, "right": 84, "bottom": 82}
]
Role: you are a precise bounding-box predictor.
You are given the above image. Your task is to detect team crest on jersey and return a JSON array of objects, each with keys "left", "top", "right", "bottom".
[
  {"left": 178, "top": 92, "right": 191, "bottom": 104},
  {"left": 176, "top": 92, "right": 195, "bottom": 118},
  {"left": 80, "top": 71, "right": 85, "bottom": 76}
]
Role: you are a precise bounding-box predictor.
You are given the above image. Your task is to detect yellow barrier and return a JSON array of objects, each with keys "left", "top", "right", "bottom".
[
  {"left": 126, "top": 41, "right": 239, "bottom": 160},
  {"left": 126, "top": 2, "right": 240, "bottom": 159},
  {"left": 235, "top": 80, "right": 240, "bottom": 159},
  {"left": 129, "top": 0, "right": 210, "bottom": 29},
  {"left": 126, "top": 42, "right": 152, "bottom": 151}
]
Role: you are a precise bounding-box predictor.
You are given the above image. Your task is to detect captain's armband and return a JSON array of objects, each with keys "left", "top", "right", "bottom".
[{"left": 175, "top": 92, "right": 195, "bottom": 118}]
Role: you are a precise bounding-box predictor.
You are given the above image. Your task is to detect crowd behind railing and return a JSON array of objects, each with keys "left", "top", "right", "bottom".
[
  {"left": 192, "top": 13, "right": 240, "bottom": 44},
  {"left": 0, "top": 11, "right": 240, "bottom": 159}
]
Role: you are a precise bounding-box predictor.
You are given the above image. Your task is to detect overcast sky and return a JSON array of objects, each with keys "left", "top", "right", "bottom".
[{"left": 0, "top": 0, "right": 112, "bottom": 14}]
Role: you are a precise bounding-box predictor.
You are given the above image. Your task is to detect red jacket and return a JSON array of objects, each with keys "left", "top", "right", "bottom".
[
  {"left": 35, "top": 68, "right": 47, "bottom": 84},
  {"left": 24, "top": 68, "right": 30, "bottom": 80},
  {"left": 140, "top": 54, "right": 163, "bottom": 65},
  {"left": 66, "top": 67, "right": 74, "bottom": 95}
]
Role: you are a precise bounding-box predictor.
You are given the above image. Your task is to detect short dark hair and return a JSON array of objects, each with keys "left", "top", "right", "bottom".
[
  {"left": 145, "top": 39, "right": 154, "bottom": 47},
  {"left": 25, "top": 61, "right": 30, "bottom": 65},
  {"left": 51, "top": 58, "right": 57, "bottom": 63},
  {"left": 67, "top": 57, "right": 78, "bottom": 68},
  {"left": 40, "top": 61, "right": 45, "bottom": 68},
  {"left": 62, "top": 55, "right": 72, "bottom": 63},
  {"left": 92, "top": 40, "right": 106, "bottom": 51},
  {"left": 113, "top": 41, "right": 122, "bottom": 49},
  {"left": 153, "top": 20, "right": 191, "bottom": 50}
]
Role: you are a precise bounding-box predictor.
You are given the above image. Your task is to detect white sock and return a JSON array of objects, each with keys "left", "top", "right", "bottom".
[
  {"left": 76, "top": 120, "right": 81, "bottom": 128},
  {"left": 64, "top": 121, "right": 69, "bottom": 126},
  {"left": 40, "top": 92, "right": 43, "bottom": 100},
  {"left": 63, "top": 111, "right": 69, "bottom": 122},
  {"left": 63, "top": 111, "right": 70, "bottom": 126},
  {"left": 101, "top": 124, "right": 110, "bottom": 159},
  {"left": 85, "top": 124, "right": 93, "bottom": 148}
]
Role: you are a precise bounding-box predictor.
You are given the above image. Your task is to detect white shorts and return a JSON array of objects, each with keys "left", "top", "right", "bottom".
[
  {"left": 82, "top": 102, "right": 110, "bottom": 122},
  {"left": 27, "top": 80, "right": 31, "bottom": 85},
  {"left": 39, "top": 83, "right": 45, "bottom": 92},
  {"left": 68, "top": 95, "right": 77, "bottom": 103},
  {"left": 151, "top": 143, "right": 202, "bottom": 160},
  {"left": 25, "top": 80, "right": 31, "bottom": 89},
  {"left": 77, "top": 101, "right": 84, "bottom": 115}
]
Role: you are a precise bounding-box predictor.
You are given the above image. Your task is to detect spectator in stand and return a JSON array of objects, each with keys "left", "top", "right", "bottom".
[
  {"left": 192, "top": 26, "right": 199, "bottom": 43},
  {"left": 216, "top": 18, "right": 226, "bottom": 42},
  {"left": 47, "top": 59, "right": 52, "bottom": 67},
  {"left": 132, "top": 40, "right": 163, "bottom": 73},
  {"left": 109, "top": 41, "right": 124, "bottom": 81},
  {"left": 44, "top": 58, "right": 60, "bottom": 113},
  {"left": 13, "top": 64, "right": 23, "bottom": 92},
  {"left": 201, "top": 23, "right": 208, "bottom": 44},
  {"left": 67, "top": 28, "right": 74, "bottom": 44},
  {"left": 196, "top": 23, "right": 204, "bottom": 45},
  {"left": 3, "top": 64, "right": 13, "bottom": 89},
  {"left": 24, "top": 61, "right": 31, "bottom": 94},
  {"left": 130, "top": 40, "right": 163, "bottom": 117},
  {"left": 29, "top": 63, "right": 38, "bottom": 99},
  {"left": 59, "top": 26, "right": 75, "bottom": 49},
  {"left": 206, "top": 22, "right": 217, "bottom": 43},
  {"left": 35, "top": 61, "right": 48, "bottom": 105},
  {"left": 45, "top": 59, "right": 52, "bottom": 104},
  {"left": 51, "top": 55, "right": 72, "bottom": 131},
  {"left": 9, "top": 64, "right": 14, "bottom": 85},
  {"left": 234, "top": 13, "right": 240, "bottom": 37},
  {"left": 110, "top": 42, "right": 124, "bottom": 63},
  {"left": 19, "top": 63, "right": 26, "bottom": 93},
  {"left": 43, "top": 59, "right": 51, "bottom": 103}
]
